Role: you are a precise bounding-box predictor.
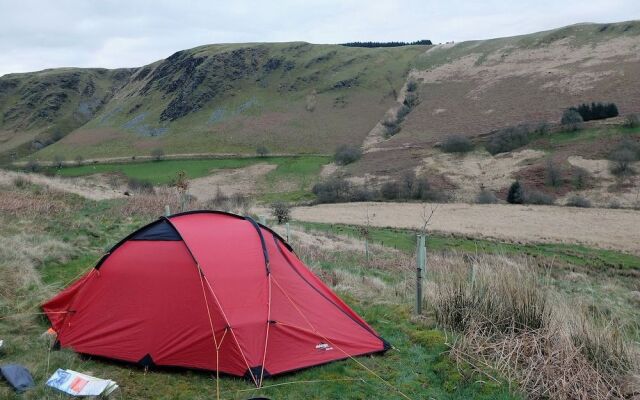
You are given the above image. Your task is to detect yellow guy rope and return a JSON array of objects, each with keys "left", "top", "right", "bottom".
[
  {"left": 196, "top": 264, "right": 221, "bottom": 400},
  {"left": 270, "top": 276, "right": 412, "bottom": 400}
]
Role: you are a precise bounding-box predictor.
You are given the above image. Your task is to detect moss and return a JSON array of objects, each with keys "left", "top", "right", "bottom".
[{"left": 408, "top": 328, "right": 447, "bottom": 349}]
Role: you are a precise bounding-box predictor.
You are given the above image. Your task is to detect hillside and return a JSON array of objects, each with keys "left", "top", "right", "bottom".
[
  {"left": 0, "top": 68, "right": 132, "bottom": 161},
  {"left": 0, "top": 21, "right": 638, "bottom": 164},
  {"left": 0, "top": 43, "right": 425, "bottom": 160}
]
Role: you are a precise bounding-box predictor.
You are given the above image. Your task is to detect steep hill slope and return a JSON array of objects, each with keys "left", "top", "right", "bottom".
[
  {"left": 346, "top": 21, "right": 640, "bottom": 192},
  {"left": 374, "top": 20, "right": 640, "bottom": 150},
  {"left": 0, "top": 21, "right": 638, "bottom": 167},
  {"left": 0, "top": 68, "right": 132, "bottom": 161},
  {"left": 3, "top": 43, "right": 425, "bottom": 160}
]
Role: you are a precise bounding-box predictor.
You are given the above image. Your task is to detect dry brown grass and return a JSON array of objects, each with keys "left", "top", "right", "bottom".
[
  {"left": 285, "top": 227, "right": 639, "bottom": 399},
  {"left": 0, "top": 234, "right": 72, "bottom": 311},
  {"left": 116, "top": 186, "right": 254, "bottom": 218},
  {"left": 0, "top": 185, "right": 72, "bottom": 218},
  {"left": 425, "top": 254, "right": 638, "bottom": 400}
]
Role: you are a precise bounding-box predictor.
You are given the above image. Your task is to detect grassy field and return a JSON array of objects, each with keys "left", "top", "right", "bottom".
[
  {"left": 48, "top": 156, "right": 329, "bottom": 185},
  {"left": 296, "top": 221, "right": 640, "bottom": 343},
  {"left": 1, "top": 180, "right": 638, "bottom": 398},
  {"left": 297, "top": 221, "right": 640, "bottom": 271},
  {"left": 531, "top": 125, "right": 640, "bottom": 149},
  {"left": 1, "top": 183, "right": 525, "bottom": 399}
]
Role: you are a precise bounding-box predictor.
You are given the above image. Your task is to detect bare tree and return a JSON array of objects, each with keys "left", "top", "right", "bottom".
[{"left": 151, "top": 148, "right": 165, "bottom": 161}]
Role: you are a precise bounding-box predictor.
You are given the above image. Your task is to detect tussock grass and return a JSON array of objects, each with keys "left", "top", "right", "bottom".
[
  {"left": 0, "top": 185, "right": 71, "bottom": 217},
  {"left": 425, "top": 254, "right": 638, "bottom": 399},
  {"left": 0, "top": 233, "right": 73, "bottom": 313}
]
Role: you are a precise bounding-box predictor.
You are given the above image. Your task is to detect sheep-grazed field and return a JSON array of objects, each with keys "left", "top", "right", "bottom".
[{"left": 291, "top": 202, "right": 640, "bottom": 255}]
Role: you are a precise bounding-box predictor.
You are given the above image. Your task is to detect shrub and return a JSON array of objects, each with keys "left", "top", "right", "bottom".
[
  {"left": 399, "top": 172, "right": 415, "bottom": 198},
  {"left": 507, "top": 181, "right": 525, "bottom": 204},
  {"left": 256, "top": 145, "right": 270, "bottom": 157},
  {"left": 608, "top": 199, "right": 622, "bottom": 209},
  {"left": 485, "top": 125, "right": 531, "bottom": 155},
  {"left": 127, "top": 178, "right": 155, "bottom": 194},
  {"left": 561, "top": 109, "right": 584, "bottom": 131},
  {"left": 334, "top": 145, "right": 362, "bottom": 165},
  {"left": 74, "top": 155, "right": 84, "bottom": 166},
  {"left": 475, "top": 189, "right": 498, "bottom": 204},
  {"left": 349, "top": 186, "right": 376, "bottom": 202},
  {"left": 271, "top": 201, "right": 291, "bottom": 224},
  {"left": 312, "top": 177, "right": 352, "bottom": 203},
  {"left": 525, "top": 190, "right": 554, "bottom": 205},
  {"left": 151, "top": 148, "right": 165, "bottom": 161},
  {"left": 53, "top": 155, "right": 65, "bottom": 169},
  {"left": 381, "top": 118, "right": 401, "bottom": 137},
  {"left": 544, "top": 159, "right": 563, "bottom": 187},
  {"left": 406, "top": 77, "right": 418, "bottom": 93},
  {"left": 13, "top": 176, "right": 29, "bottom": 188},
  {"left": 413, "top": 177, "right": 448, "bottom": 202},
  {"left": 572, "top": 167, "right": 591, "bottom": 189},
  {"left": 25, "top": 159, "right": 40, "bottom": 172},
  {"left": 566, "top": 195, "right": 591, "bottom": 208},
  {"left": 442, "top": 135, "right": 474, "bottom": 153},
  {"left": 609, "top": 148, "right": 637, "bottom": 177},
  {"left": 403, "top": 92, "right": 420, "bottom": 109},
  {"left": 534, "top": 121, "right": 550, "bottom": 135},
  {"left": 396, "top": 104, "right": 411, "bottom": 120},
  {"left": 380, "top": 181, "right": 401, "bottom": 200},
  {"left": 623, "top": 113, "right": 640, "bottom": 128}
]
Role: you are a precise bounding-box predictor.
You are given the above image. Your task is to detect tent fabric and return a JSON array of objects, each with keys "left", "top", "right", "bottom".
[
  {"left": 42, "top": 211, "right": 389, "bottom": 384},
  {"left": 1, "top": 364, "right": 35, "bottom": 392}
]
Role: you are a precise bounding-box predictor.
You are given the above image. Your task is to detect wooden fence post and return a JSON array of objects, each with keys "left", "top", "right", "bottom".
[
  {"left": 165, "top": 205, "right": 171, "bottom": 217},
  {"left": 285, "top": 222, "right": 290, "bottom": 242},
  {"left": 416, "top": 234, "right": 424, "bottom": 315},
  {"left": 364, "top": 237, "right": 369, "bottom": 264},
  {"left": 421, "top": 234, "right": 427, "bottom": 278}
]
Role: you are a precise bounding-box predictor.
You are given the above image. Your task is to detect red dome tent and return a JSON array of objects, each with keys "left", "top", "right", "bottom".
[{"left": 43, "top": 211, "right": 389, "bottom": 386}]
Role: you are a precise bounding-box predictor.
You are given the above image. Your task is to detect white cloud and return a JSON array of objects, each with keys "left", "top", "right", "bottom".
[{"left": 0, "top": 0, "right": 638, "bottom": 76}]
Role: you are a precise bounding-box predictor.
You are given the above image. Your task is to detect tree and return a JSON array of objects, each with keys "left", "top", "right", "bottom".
[
  {"left": 623, "top": 113, "right": 640, "bottom": 128},
  {"left": 25, "top": 159, "right": 40, "bottom": 172},
  {"left": 571, "top": 102, "right": 619, "bottom": 121},
  {"left": 53, "top": 154, "right": 65, "bottom": 169},
  {"left": 151, "top": 148, "right": 165, "bottom": 161},
  {"left": 561, "top": 109, "right": 583, "bottom": 131},
  {"left": 256, "top": 145, "right": 270, "bottom": 157},
  {"left": 271, "top": 201, "right": 291, "bottom": 224},
  {"left": 507, "top": 181, "right": 525, "bottom": 204},
  {"left": 74, "top": 155, "right": 84, "bottom": 166},
  {"left": 544, "top": 159, "right": 563, "bottom": 187},
  {"left": 380, "top": 181, "right": 400, "bottom": 200}
]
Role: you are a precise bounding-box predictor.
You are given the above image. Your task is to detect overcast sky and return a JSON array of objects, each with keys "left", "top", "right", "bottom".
[{"left": 1, "top": 0, "right": 639, "bottom": 76}]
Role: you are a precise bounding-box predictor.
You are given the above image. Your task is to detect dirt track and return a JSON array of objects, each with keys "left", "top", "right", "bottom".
[
  {"left": 0, "top": 169, "right": 124, "bottom": 200},
  {"left": 291, "top": 202, "right": 640, "bottom": 255}
]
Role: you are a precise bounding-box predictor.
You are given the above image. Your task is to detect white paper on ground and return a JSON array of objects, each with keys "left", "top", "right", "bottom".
[{"left": 46, "top": 368, "right": 118, "bottom": 396}]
